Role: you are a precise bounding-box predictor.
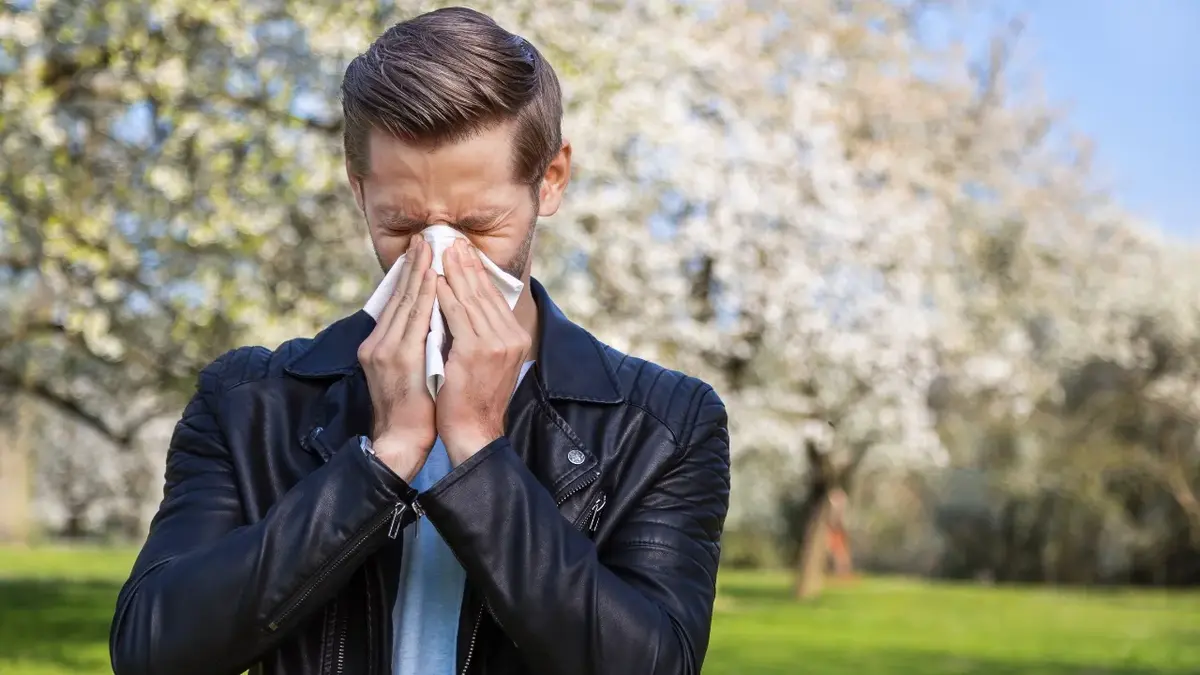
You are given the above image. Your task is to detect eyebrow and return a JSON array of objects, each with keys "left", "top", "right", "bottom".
[
  {"left": 455, "top": 209, "right": 507, "bottom": 230},
  {"left": 380, "top": 213, "right": 426, "bottom": 229}
]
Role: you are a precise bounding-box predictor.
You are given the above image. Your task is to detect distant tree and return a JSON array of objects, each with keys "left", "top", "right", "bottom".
[{"left": 3, "top": 1, "right": 1196, "bottom": 588}]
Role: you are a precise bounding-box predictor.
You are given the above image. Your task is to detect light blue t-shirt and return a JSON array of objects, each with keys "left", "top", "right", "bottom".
[{"left": 392, "top": 361, "right": 534, "bottom": 675}]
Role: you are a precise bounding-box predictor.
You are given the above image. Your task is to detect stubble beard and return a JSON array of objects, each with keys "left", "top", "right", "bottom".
[
  {"left": 500, "top": 187, "right": 540, "bottom": 280},
  {"left": 502, "top": 214, "right": 537, "bottom": 280}
]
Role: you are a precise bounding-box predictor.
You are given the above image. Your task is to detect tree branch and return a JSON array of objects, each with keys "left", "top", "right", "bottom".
[{"left": 0, "top": 366, "right": 134, "bottom": 447}]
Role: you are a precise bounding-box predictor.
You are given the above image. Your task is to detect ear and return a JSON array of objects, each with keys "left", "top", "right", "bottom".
[
  {"left": 346, "top": 160, "right": 366, "bottom": 213},
  {"left": 536, "top": 140, "right": 572, "bottom": 218}
]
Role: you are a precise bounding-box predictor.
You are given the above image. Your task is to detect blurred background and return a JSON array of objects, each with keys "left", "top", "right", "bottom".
[{"left": 1, "top": 0, "right": 1198, "bottom": 673}]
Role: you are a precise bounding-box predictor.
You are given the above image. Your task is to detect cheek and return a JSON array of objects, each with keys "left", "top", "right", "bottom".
[
  {"left": 471, "top": 218, "right": 535, "bottom": 264},
  {"left": 468, "top": 236, "right": 519, "bottom": 269},
  {"left": 371, "top": 230, "right": 415, "bottom": 269}
]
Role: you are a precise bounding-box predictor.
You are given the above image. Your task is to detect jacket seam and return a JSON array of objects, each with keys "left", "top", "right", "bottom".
[
  {"left": 213, "top": 344, "right": 303, "bottom": 393},
  {"left": 621, "top": 381, "right": 711, "bottom": 460},
  {"left": 199, "top": 368, "right": 247, "bottom": 517},
  {"left": 223, "top": 361, "right": 286, "bottom": 393},
  {"left": 616, "top": 539, "right": 678, "bottom": 554},
  {"left": 677, "top": 384, "right": 716, "bottom": 455},
  {"left": 225, "top": 375, "right": 282, "bottom": 393},
  {"left": 110, "top": 555, "right": 177, "bottom": 659},
  {"left": 620, "top": 400, "right": 679, "bottom": 448},
  {"left": 625, "top": 538, "right": 721, "bottom": 573},
  {"left": 259, "top": 493, "right": 397, "bottom": 632}
]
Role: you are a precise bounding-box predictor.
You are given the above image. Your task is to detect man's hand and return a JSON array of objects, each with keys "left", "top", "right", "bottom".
[
  {"left": 358, "top": 237, "right": 438, "bottom": 483},
  {"left": 435, "top": 239, "right": 532, "bottom": 466}
]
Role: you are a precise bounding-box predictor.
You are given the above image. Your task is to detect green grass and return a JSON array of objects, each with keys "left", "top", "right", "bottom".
[
  {"left": 709, "top": 571, "right": 1200, "bottom": 674},
  {"left": 0, "top": 547, "right": 136, "bottom": 675},
  {"left": 2, "top": 547, "right": 1199, "bottom": 674}
]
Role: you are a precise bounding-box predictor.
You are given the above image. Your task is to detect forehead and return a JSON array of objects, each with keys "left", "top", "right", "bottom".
[{"left": 364, "top": 123, "right": 522, "bottom": 211}]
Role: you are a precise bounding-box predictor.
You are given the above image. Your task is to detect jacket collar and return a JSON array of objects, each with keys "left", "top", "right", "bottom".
[{"left": 284, "top": 277, "right": 623, "bottom": 405}]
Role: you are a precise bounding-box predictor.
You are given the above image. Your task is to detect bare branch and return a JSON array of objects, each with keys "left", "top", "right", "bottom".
[{"left": 0, "top": 366, "right": 133, "bottom": 447}]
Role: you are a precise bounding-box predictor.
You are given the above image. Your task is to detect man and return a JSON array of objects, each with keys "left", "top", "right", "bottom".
[{"left": 109, "top": 7, "right": 730, "bottom": 675}]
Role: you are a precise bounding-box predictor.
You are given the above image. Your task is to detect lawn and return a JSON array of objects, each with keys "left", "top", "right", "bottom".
[{"left": 2, "top": 547, "right": 1199, "bottom": 674}]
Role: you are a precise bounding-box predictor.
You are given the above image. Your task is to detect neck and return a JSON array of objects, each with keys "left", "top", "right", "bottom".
[{"left": 513, "top": 285, "right": 540, "bottom": 360}]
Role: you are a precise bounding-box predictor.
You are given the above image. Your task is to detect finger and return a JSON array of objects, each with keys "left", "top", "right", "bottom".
[
  {"left": 472, "top": 263, "right": 530, "bottom": 361},
  {"left": 387, "top": 238, "right": 431, "bottom": 336},
  {"left": 444, "top": 242, "right": 495, "bottom": 336},
  {"left": 373, "top": 238, "right": 420, "bottom": 338},
  {"left": 400, "top": 268, "right": 438, "bottom": 348},
  {"left": 468, "top": 249, "right": 518, "bottom": 336},
  {"left": 378, "top": 239, "right": 431, "bottom": 352},
  {"left": 443, "top": 240, "right": 481, "bottom": 300},
  {"left": 436, "top": 276, "right": 478, "bottom": 342}
]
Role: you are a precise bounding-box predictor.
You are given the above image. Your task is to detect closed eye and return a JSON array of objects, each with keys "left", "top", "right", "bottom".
[
  {"left": 455, "top": 210, "right": 508, "bottom": 233},
  {"left": 377, "top": 214, "right": 425, "bottom": 234}
]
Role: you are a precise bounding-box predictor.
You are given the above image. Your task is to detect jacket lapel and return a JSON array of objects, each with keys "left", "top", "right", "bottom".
[
  {"left": 303, "top": 370, "right": 374, "bottom": 461},
  {"left": 505, "top": 364, "right": 598, "bottom": 504},
  {"left": 285, "top": 310, "right": 376, "bottom": 462}
]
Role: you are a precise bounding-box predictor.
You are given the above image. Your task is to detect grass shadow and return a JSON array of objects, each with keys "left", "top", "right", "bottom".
[{"left": 0, "top": 578, "right": 120, "bottom": 671}]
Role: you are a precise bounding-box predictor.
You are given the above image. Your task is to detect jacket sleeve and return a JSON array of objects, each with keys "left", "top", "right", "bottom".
[
  {"left": 419, "top": 385, "right": 731, "bottom": 675},
  {"left": 109, "top": 350, "right": 417, "bottom": 675}
]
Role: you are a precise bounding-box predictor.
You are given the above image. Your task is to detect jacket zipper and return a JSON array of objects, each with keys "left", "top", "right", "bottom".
[
  {"left": 556, "top": 469, "right": 601, "bottom": 507},
  {"left": 458, "top": 471, "right": 604, "bottom": 675},
  {"left": 267, "top": 501, "right": 408, "bottom": 632},
  {"left": 583, "top": 493, "right": 607, "bottom": 533},
  {"left": 458, "top": 603, "right": 485, "bottom": 675},
  {"left": 391, "top": 499, "right": 419, "bottom": 539},
  {"left": 335, "top": 606, "right": 348, "bottom": 674}
]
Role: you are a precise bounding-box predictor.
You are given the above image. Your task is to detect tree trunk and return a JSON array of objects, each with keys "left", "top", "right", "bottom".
[
  {"left": 63, "top": 509, "right": 88, "bottom": 539},
  {"left": 112, "top": 440, "right": 154, "bottom": 541},
  {"left": 0, "top": 397, "right": 35, "bottom": 544},
  {"left": 793, "top": 435, "right": 844, "bottom": 601},
  {"left": 795, "top": 492, "right": 831, "bottom": 600}
]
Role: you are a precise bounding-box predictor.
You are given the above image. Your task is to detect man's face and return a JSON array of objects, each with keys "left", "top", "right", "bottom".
[{"left": 350, "top": 122, "right": 570, "bottom": 282}]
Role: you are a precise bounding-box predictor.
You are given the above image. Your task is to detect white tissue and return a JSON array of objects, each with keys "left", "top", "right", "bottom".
[{"left": 363, "top": 225, "right": 524, "bottom": 398}]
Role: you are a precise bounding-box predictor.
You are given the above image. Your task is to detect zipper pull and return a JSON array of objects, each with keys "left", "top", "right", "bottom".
[
  {"left": 388, "top": 502, "right": 407, "bottom": 539},
  {"left": 411, "top": 498, "right": 426, "bottom": 541},
  {"left": 587, "top": 493, "right": 607, "bottom": 533}
]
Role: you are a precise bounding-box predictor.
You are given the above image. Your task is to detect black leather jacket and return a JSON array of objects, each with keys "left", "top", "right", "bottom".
[{"left": 109, "top": 279, "right": 731, "bottom": 675}]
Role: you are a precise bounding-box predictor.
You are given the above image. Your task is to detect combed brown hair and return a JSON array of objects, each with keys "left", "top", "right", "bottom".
[{"left": 341, "top": 7, "right": 563, "bottom": 186}]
